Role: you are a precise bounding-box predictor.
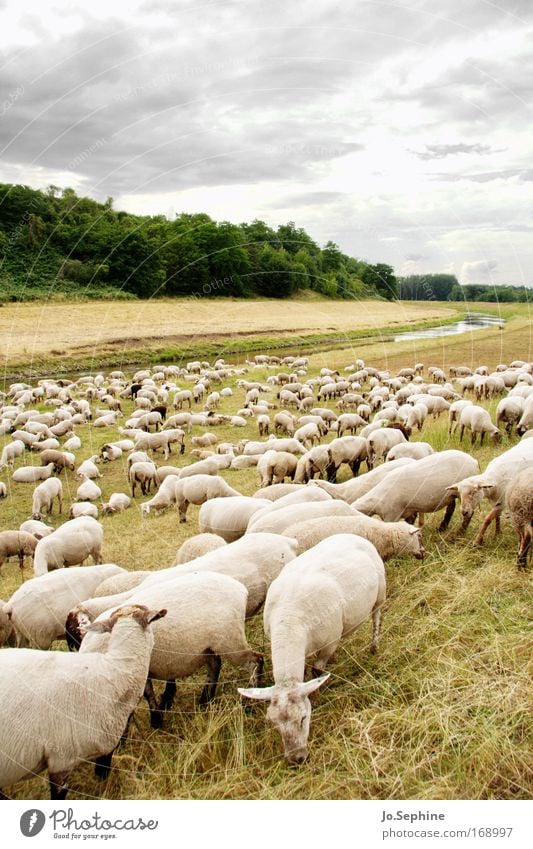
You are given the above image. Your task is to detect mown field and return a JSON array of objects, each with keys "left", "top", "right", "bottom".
[{"left": 0, "top": 302, "right": 531, "bottom": 800}]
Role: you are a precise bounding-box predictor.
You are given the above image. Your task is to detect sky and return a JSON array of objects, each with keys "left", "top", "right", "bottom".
[{"left": 0, "top": 0, "right": 532, "bottom": 286}]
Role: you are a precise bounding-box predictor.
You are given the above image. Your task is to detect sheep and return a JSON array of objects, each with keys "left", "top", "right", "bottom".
[
  {"left": 247, "top": 500, "right": 358, "bottom": 536},
  {"left": 12, "top": 462, "right": 55, "bottom": 483},
  {"left": 33, "top": 516, "right": 104, "bottom": 576},
  {"left": 38, "top": 448, "right": 75, "bottom": 473},
  {"left": 230, "top": 454, "right": 258, "bottom": 470},
  {"left": 0, "top": 604, "right": 166, "bottom": 798},
  {"left": 367, "top": 427, "right": 407, "bottom": 467},
  {"left": 283, "top": 515, "right": 425, "bottom": 561},
  {"left": 69, "top": 502, "right": 99, "bottom": 519},
  {"left": 100, "top": 493, "right": 131, "bottom": 515},
  {"left": 177, "top": 458, "right": 220, "bottom": 478},
  {"left": 238, "top": 534, "right": 386, "bottom": 764},
  {"left": 0, "top": 439, "right": 25, "bottom": 468},
  {"left": 353, "top": 449, "right": 479, "bottom": 529},
  {"left": 191, "top": 432, "right": 218, "bottom": 449},
  {"left": 176, "top": 533, "right": 227, "bottom": 563},
  {"left": 445, "top": 439, "right": 533, "bottom": 541},
  {"left": 75, "top": 573, "right": 262, "bottom": 729},
  {"left": 75, "top": 455, "right": 101, "bottom": 480},
  {"left": 252, "top": 483, "right": 310, "bottom": 501},
  {"left": 257, "top": 414, "right": 270, "bottom": 436},
  {"left": 32, "top": 477, "right": 63, "bottom": 519},
  {"left": 257, "top": 449, "right": 298, "bottom": 487},
  {"left": 505, "top": 467, "right": 533, "bottom": 568},
  {"left": 336, "top": 413, "right": 366, "bottom": 437},
  {"left": 19, "top": 519, "right": 54, "bottom": 539},
  {"left": 173, "top": 389, "right": 193, "bottom": 409},
  {"left": 405, "top": 402, "right": 428, "bottom": 433},
  {"left": 457, "top": 405, "right": 501, "bottom": 446},
  {"left": 386, "top": 441, "right": 434, "bottom": 462},
  {"left": 134, "top": 429, "right": 185, "bottom": 459},
  {"left": 447, "top": 399, "right": 473, "bottom": 435},
  {"left": 0, "top": 482, "right": 6, "bottom": 498},
  {"left": 170, "top": 474, "right": 241, "bottom": 522},
  {"left": 129, "top": 461, "right": 157, "bottom": 497},
  {"left": 495, "top": 396, "right": 525, "bottom": 435},
  {"left": 93, "top": 412, "right": 119, "bottom": 427},
  {"left": 76, "top": 476, "right": 102, "bottom": 502},
  {"left": 326, "top": 435, "right": 369, "bottom": 481},
  {"left": 294, "top": 445, "right": 331, "bottom": 483},
  {"left": 0, "top": 563, "right": 125, "bottom": 649},
  {"left": 293, "top": 422, "right": 321, "bottom": 448},
  {"left": 0, "top": 531, "right": 38, "bottom": 575},
  {"left": 199, "top": 496, "right": 272, "bottom": 542},
  {"left": 127, "top": 450, "right": 151, "bottom": 469},
  {"left": 516, "top": 396, "right": 533, "bottom": 435}
]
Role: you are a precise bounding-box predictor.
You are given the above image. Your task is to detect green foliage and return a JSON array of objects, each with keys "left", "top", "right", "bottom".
[
  {"left": 0, "top": 182, "right": 389, "bottom": 301},
  {"left": 398, "top": 273, "right": 458, "bottom": 301},
  {"left": 451, "top": 284, "right": 530, "bottom": 303}
]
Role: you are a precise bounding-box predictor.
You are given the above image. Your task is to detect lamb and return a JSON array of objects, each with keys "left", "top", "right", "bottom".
[
  {"left": 505, "top": 467, "right": 533, "bottom": 568},
  {"left": 32, "top": 477, "right": 63, "bottom": 519},
  {"left": 247, "top": 500, "right": 358, "bottom": 536},
  {"left": 0, "top": 531, "right": 38, "bottom": 574},
  {"left": 175, "top": 533, "right": 227, "bottom": 563},
  {"left": 353, "top": 450, "right": 479, "bottom": 529},
  {"left": 230, "top": 454, "right": 258, "bottom": 470},
  {"left": 12, "top": 462, "right": 55, "bottom": 483},
  {"left": 75, "top": 573, "right": 262, "bottom": 730},
  {"left": 257, "top": 450, "right": 298, "bottom": 487},
  {"left": 0, "top": 563, "right": 125, "bottom": 649},
  {"left": 69, "top": 502, "right": 99, "bottom": 519},
  {"left": 386, "top": 442, "right": 434, "bottom": 462},
  {"left": 129, "top": 461, "right": 157, "bottom": 497},
  {"left": 0, "top": 604, "right": 166, "bottom": 798},
  {"left": 238, "top": 535, "right": 386, "bottom": 764},
  {"left": 33, "top": 516, "right": 104, "bottom": 576},
  {"left": 283, "top": 515, "right": 425, "bottom": 561},
  {"left": 367, "top": 427, "right": 407, "bottom": 467},
  {"left": 39, "top": 448, "right": 75, "bottom": 473},
  {"left": 0, "top": 439, "right": 25, "bottom": 468},
  {"left": 445, "top": 439, "right": 533, "bottom": 541},
  {"left": 457, "top": 405, "right": 501, "bottom": 446},
  {"left": 199, "top": 496, "right": 272, "bottom": 541},
  {"left": 76, "top": 476, "right": 102, "bottom": 502},
  {"left": 100, "top": 493, "right": 131, "bottom": 515}
]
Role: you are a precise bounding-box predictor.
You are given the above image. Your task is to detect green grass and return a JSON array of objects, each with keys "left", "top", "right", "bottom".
[{"left": 0, "top": 319, "right": 531, "bottom": 800}]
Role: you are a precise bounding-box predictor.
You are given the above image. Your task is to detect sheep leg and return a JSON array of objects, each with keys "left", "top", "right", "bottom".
[
  {"left": 49, "top": 769, "right": 70, "bottom": 800},
  {"left": 159, "top": 681, "right": 177, "bottom": 712},
  {"left": 178, "top": 500, "right": 189, "bottom": 523},
  {"left": 349, "top": 459, "right": 361, "bottom": 476},
  {"left": 517, "top": 529, "right": 532, "bottom": 568},
  {"left": 370, "top": 607, "right": 382, "bottom": 654},
  {"left": 94, "top": 751, "right": 114, "bottom": 779},
  {"left": 144, "top": 678, "right": 165, "bottom": 729},
  {"left": 180, "top": 442, "right": 185, "bottom": 455},
  {"left": 326, "top": 463, "right": 337, "bottom": 483},
  {"left": 199, "top": 650, "right": 222, "bottom": 704},
  {"left": 438, "top": 499, "right": 456, "bottom": 532},
  {"left": 474, "top": 507, "right": 500, "bottom": 545}
]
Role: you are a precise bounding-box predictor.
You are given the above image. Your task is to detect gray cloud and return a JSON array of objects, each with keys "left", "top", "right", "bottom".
[{"left": 412, "top": 143, "right": 497, "bottom": 160}]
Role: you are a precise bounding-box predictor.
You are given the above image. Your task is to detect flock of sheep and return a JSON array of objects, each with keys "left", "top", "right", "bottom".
[{"left": 0, "top": 351, "right": 532, "bottom": 798}]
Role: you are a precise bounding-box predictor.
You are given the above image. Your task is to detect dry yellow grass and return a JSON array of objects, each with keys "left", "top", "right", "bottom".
[{"left": 0, "top": 298, "right": 456, "bottom": 365}]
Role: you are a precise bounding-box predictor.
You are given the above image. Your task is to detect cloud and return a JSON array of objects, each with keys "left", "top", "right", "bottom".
[
  {"left": 461, "top": 259, "right": 498, "bottom": 283},
  {"left": 411, "top": 143, "right": 497, "bottom": 160}
]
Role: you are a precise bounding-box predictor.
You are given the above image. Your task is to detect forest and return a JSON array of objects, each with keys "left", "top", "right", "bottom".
[{"left": 0, "top": 183, "right": 397, "bottom": 302}]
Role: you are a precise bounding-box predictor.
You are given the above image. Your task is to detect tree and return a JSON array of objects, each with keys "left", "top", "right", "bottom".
[{"left": 362, "top": 263, "right": 398, "bottom": 300}]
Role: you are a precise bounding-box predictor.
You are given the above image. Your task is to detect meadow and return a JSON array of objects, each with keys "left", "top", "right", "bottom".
[{"left": 0, "top": 301, "right": 531, "bottom": 800}]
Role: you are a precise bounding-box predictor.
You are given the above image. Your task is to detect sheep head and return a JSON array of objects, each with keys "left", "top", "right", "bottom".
[{"left": 238, "top": 674, "right": 330, "bottom": 765}]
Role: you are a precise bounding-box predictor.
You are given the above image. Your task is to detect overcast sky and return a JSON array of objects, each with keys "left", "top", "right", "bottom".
[{"left": 1, "top": 0, "right": 532, "bottom": 285}]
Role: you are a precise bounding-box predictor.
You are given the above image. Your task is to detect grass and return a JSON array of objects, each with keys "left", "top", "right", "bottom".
[{"left": 0, "top": 301, "right": 531, "bottom": 800}]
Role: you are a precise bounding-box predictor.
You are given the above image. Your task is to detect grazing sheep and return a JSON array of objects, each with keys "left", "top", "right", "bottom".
[
  {"left": 176, "top": 533, "right": 227, "bottom": 563},
  {"left": 32, "top": 477, "right": 63, "bottom": 520},
  {"left": 12, "top": 463, "right": 55, "bottom": 483},
  {"left": 171, "top": 475, "right": 240, "bottom": 522},
  {"left": 495, "top": 397, "right": 525, "bottom": 435},
  {"left": 447, "top": 400, "right": 473, "bottom": 435},
  {"left": 39, "top": 448, "right": 75, "bottom": 473},
  {"left": 238, "top": 535, "right": 386, "bottom": 764},
  {"left": 100, "top": 493, "right": 131, "bottom": 515},
  {"left": 0, "top": 531, "right": 38, "bottom": 574},
  {"left": 505, "top": 467, "right": 533, "bottom": 568},
  {"left": 199, "top": 496, "right": 271, "bottom": 542},
  {"left": 445, "top": 439, "right": 533, "bottom": 541},
  {"left": 294, "top": 445, "right": 331, "bottom": 483},
  {"left": 457, "top": 405, "right": 501, "bottom": 446},
  {"left": 177, "top": 458, "right": 220, "bottom": 478},
  {"left": 33, "top": 516, "right": 104, "bottom": 576},
  {"left": 353, "top": 450, "right": 479, "bottom": 529},
  {"left": 0, "top": 563, "right": 124, "bottom": 649},
  {"left": 367, "top": 427, "right": 407, "bottom": 467},
  {"left": 134, "top": 428, "right": 185, "bottom": 459},
  {"left": 0, "top": 604, "right": 166, "bottom": 798},
  {"left": 326, "top": 436, "right": 369, "bottom": 481},
  {"left": 386, "top": 442, "right": 434, "bottom": 462},
  {"left": 273, "top": 412, "right": 296, "bottom": 435},
  {"left": 252, "top": 483, "right": 309, "bottom": 501},
  {"left": 516, "top": 396, "right": 533, "bottom": 435},
  {"left": 257, "top": 450, "right": 298, "bottom": 487},
  {"left": 129, "top": 461, "right": 157, "bottom": 497},
  {"left": 76, "top": 573, "right": 262, "bottom": 729},
  {"left": 0, "top": 439, "right": 25, "bottom": 468},
  {"left": 405, "top": 402, "right": 428, "bottom": 433},
  {"left": 257, "top": 414, "right": 270, "bottom": 436},
  {"left": 283, "top": 515, "right": 425, "bottom": 561}
]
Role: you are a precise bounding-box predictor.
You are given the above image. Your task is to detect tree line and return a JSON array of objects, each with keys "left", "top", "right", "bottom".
[
  {"left": 0, "top": 183, "right": 398, "bottom": 301},
  {"left": 398, "top": 274, "right": 530, "bottom": 303}
]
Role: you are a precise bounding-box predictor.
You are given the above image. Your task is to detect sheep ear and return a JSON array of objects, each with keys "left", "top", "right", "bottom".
[
  {"left": 409, "top": 527, "right": 421, "bottom": 535},
  {"left": 88, "top": 618, "right": 113, "bottom": 634},
  {"left": 446, "top": 485, "right": 459, "bottom": 495},
  {"left": 296, "top": 673, "right": 330, "bottom": 697},
  {"left": 146, "top": 608, "right": 167, "bottom": 625},
  {"left": 238, "top": 685, "right": 275, "bottom": 701}
]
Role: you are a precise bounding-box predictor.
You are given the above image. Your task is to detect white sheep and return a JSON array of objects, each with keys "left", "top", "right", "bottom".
[
  {"left": 239, "top": 534, "right": 386, "bottom": 764},
  {"left": 69, "top": 501, "right": 99, "bottom": 519},
  {"left": 505, "top": 466, "right": 533, "bottom": 568},
  {"left": 283, "top": 515, "right": 425, "bottom": 561},
  {"left": 0, "top": 604, "right": 166, "bottom": 798},
  {"left": 199, "top": 496, "right": 272, "bottom": 542},
  {"left": 76, "top": 476, "right": 102, "bottom": 502},
  {"left": 367, "top": 427, "right": 406, "bottom": 466},
  {"left": 353, "top": 449, "right": 479, "bottom": 529},
  {"left": 257, "top": 449, "right": 298, "bottom": 487},
  {"left": 12, "top": 462, "right": 55, "bottom": 483},
  {"left": 100, "top": 492, "right": 131, "bottom": 515},
  {"left": 32, "top": 477, "right": 63, "bottom": 519},
  {"left": 33, "top": 516, "right": 104, "bottom": 576},
  {"left": 175, "top": 533, "right": 227, "bottom": 563},
  {"left": 386, "top": 441, "right": 434, "bottom": 462},
  {"left": 0, "top": 531, "right": 38, "bottom": 574},
  {"left": 19, "top": 519, "right": 54, "bottom": 539},
  {"left": 247, "top": 499, "right": 357, "bottom": 536},
  {"left": 0, "top": 439, "right": 25, "bottom": 468},
  {"left": 75, "top": 455, "right": 102, "bottom": 480},
  {"left": 457, "top": 405, "right": 500, "bottom": 446},
  {"left": 0, "top": 563, "right": 124, "bottom": 648},
  {"left": 172, "top": 474, "right": 240, "bottom": 522},
  {"left": 129, "top": 461, "right": 157, "bottom": 497}
]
